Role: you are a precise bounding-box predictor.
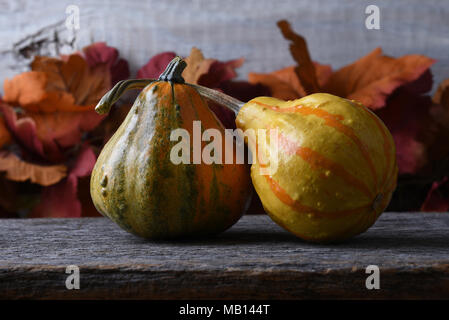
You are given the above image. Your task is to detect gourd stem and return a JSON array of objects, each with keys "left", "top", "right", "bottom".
[
  {"left": 95, "top": 79, "right": 155, "bottom": 114},
  {"left": 158, "top": 56, "right": 187, "bottom": 83},
  {"left": 187, "top": 83, "right": 244, "bottom": 115}
]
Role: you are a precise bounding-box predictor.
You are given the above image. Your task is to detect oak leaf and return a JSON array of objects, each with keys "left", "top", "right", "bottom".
[
  {"left": 277, "top": 20, "right": 320, "bottom": 94},
  {"left": 324, "top": 48, "right": 436, "bottom": 109},
  {"left": 182, "top": 47, "right": 216, "bottom": 84},
  {"left": 1, "top": 54, "right": 108, "bottom": 162},
  {"left": 3, "top": 54, "right": 110, "bottom": 112}
]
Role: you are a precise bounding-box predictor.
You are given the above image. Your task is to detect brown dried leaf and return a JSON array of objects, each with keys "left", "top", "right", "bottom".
[
  {"left": 0, "top": 151, "right": 67, "bottom": 186},
  {"left": 277, "top": 20, "right": 320, "bottom": 94},
  {"left": 182, "top": 47, "right": 216, "bottom": 84}
]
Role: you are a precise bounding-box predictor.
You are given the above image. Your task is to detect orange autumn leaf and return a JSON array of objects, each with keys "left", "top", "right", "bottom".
[
  {"left": 277, "top": 20, "right": 320, "bottom": 95},
  {"left": 253, "top": 20, "right": 435, "bottom": 112},
  {"left": 3, "top": 54, "right": 110, "bottom": 112},
  {"left": 324, "top": 48, "right": 436, "bottom": 109},
  {"left": 182, "top": 47, "right": 216, "bottom": 84},
  {"left": 30, "top": 110, "right": 105, "bottom": 149},
  {"left": 248, "top": 63, "right": 332, "bottom": 100},
  {"left": 1, "top": 54, "right": 108, "bottom": 161},
  {"left": 248, "top": 70, "right": 300, "bottom": 100},
  {"left": 0, "top": 151, "right": 67, "bottom": 186}
]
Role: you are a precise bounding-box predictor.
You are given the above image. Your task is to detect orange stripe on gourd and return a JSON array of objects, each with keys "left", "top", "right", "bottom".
[
  {"left": 276, "top": 132, "right": 374, "bottom": 199},
  {"left": 264, "top": 174, "right": 372, "bottom": 220},
  {"left": 350, "top": 100, "right": 395, "bottom": 189},
  {"left": 254, "top": 101, "right": 379, "bottom": 190}
]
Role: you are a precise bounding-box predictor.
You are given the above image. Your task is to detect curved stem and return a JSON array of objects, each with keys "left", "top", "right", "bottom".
[
  {"left": 158, "top": 56, "right": 187, "bottom": 83},
  {"left": 95, "top": 79, "right": 155, "bottom": 114},
  {"left": 187, "top": 83, "right": 244, "bottom": 115}
]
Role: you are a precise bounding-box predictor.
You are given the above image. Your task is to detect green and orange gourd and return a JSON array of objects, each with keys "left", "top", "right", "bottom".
[{"left": 90, "top": 57, "right": 252, "bottom": 239}]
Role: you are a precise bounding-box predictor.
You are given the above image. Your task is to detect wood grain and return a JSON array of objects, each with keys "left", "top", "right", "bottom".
[{"left": 1, "top": 213, "right": 448, "bottom": 299}]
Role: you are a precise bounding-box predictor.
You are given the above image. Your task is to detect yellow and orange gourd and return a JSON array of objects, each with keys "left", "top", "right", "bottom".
[{"left": 235, "top": 94, "right": 398, "bottom": 242}]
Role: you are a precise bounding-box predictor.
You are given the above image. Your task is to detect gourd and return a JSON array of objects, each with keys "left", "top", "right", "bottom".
[
  {"left": 90, "top": 57, "right": 251, "bottom": 239},
  {"left": 195, "top": 87, "right": 398, "bottom": 243}
]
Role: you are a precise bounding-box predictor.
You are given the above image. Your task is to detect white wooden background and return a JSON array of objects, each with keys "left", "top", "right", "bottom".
[{"left": 0, "top": 0, "right": 448, "bottom": 95}]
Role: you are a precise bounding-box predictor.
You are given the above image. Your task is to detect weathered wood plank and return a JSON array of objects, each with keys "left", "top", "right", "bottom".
[{"left": 1, "top": 213, "right": 449, "bottom": 299}]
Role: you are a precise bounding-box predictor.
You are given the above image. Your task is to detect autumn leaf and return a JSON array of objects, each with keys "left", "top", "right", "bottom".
[
  {"left": 277, "top": 20, "right": 320, "bottom": 94},
  {"left": 0, "top": 101, "right": 46, "bottom": 158},
  {"left": 0, "top": 113, "right": 11, "bottom": 148},
  {"left": 1, "top": 54, "right": 109, "bottom": 162},
  {"left": 3, "top": 54, "right": 110, "bottom": 112},
  {"left": 180, "top": 47, "right": 269, "bottom": 129},
  {"left": 182, "top": 47, "right": 216, "bottom": 84},
  {"left": 0, "top": 151, "right": 66, "bottom": 186},
  {"left": 248, "top": 63, "right": 331, "bottom": 100},
  {"left": 376, "top": 88, "right": 434, "bottom": 175},
  {"left": 30, "top": 111, "right": 104, "bottom": 150},
  {"left": 197, "top": 57, "right": 245, "bottom": 89},
  {"left": 31, "top": 144, "right": 97, "bottom": 217},
  {"left": 82, "top": 42, "right": 130, "bottom": 86},
  {"left": 137, "top": 52, "right": 177, "bottom": 79},
  {"left": 90, "top": 103, "right": 132, "bottom": 144},
  {"left": 324, "top": 48, "right": 436, "bottom": 109}
]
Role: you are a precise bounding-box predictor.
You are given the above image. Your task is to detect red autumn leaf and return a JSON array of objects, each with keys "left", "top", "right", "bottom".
[
  {"left": 82, "top": 42, "right": 130, "bottom": 86},
  {"left": 0, "top": 102, "right": 46, "bottom": 158},
  {"left": 376, "top": 89, "right": 433, "bottom": 175},
  {"left": 0, "top": 151, "right": 67, "bottom": 186},
  {"left": 421, "top": 177, "right": 449, "bottom": 212},
  {"left": 137, "top": 52, "right": 177, "bottom": 79},
  {"left": 0, "top": 101, "right": 104, "bottom": 162},
  {"left": 324, "top": 48, "right": 436, "bottom": 110},
  {"left": 197, "top": 57, "right": 245, "bottom": 88},
  {"left": 91, "top": 103, "right": 132, "bottom": 144},
  {"left": 30, "top": 144, "right": 97, "bottom": 217}
]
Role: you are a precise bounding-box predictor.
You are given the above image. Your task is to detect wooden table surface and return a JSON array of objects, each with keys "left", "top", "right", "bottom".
[{"left": 1, "top": 213, "right": 449, "bottom": 299}]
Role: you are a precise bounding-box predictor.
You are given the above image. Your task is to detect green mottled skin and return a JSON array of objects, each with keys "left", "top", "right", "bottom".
[{"left": 90, "top": 81, "right": 250, "bottom": 239}]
